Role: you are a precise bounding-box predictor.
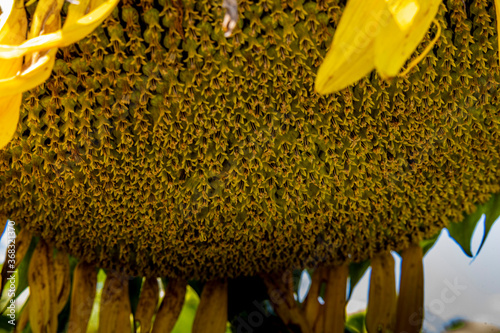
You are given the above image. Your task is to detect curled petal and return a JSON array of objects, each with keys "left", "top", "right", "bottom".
[
  {"left": 28, "top": 0, "right": 66, "bottom": 40},
  {"left": 0, "top": 48, "right": 56, "bottom": 97},
  {"left": 0, "top": 95, "right": 21, "bottom": 148},
  {"left": 0, "top": 0, "right": 27, "bottom": 149},
  {"left": 0, "top": 0, "right": 119, "bottom": 59},
  {"left": 0, "top": 0, "right": 27, "bottom": 76},
  {"left": 375, "top": 0, "right": 442, "bottom": 78},
  {"left": 399, "top": 19, "right": 441, "bottom": 77}
]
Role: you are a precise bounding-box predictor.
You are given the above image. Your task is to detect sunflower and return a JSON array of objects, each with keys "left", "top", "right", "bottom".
[{"left": 0, "top": 0, "right": 500, "bottom": 332}]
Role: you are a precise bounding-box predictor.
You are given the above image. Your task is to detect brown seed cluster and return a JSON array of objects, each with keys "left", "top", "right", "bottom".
[{"left": 0, "top": 0, "right": 499, "bottom": 279}]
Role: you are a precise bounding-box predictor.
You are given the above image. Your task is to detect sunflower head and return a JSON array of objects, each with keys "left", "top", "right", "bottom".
[{"left": 0, "top": 0, "right": 499, "bottom": 332}]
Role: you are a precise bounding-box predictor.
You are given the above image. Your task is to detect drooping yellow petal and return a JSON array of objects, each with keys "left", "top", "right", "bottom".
[
  {"left": 375, "top": 0, "right": 442, "bottom": 78},
  {"left": 0, "top": 49, "right": 56, "bottom": 97},
  {"left": 394, "top": 245, "right": 424, "bottom": 333},
  {"left": 68, "top": 263, "right": 97, "bottom": 333},
  {"left": 0, "top": 0, "right": 119, "bottom": 59},
  {"left": 0, "top": 0, "right": 27, "bottom": 149},
  {"left": 0, "top": 0, "right": 25, "bottom": 53},
  {"left": 399, "top": 19, "right": 441, "bottom": 76},
  {"left": 28, "top": 241, "right": 58, "bottom": 333},
  {"left": 0, "top": 229, "right": 32, "bottom": 295},
  {"left": 135, "top": 277, "right": 159, "bottom": 333},
  {"left": 0, "top": 95, "right": 22, "bottom": 149},
  {"left": 366, "top": 252, "right": 397, "bottom": 333},
  {"left": 0, "top": 0, "right": 117, "bottom": 149},
  {"left": 16, "top": 300, "right": 30, "bottom": 333},
  {"left": 24, "top": 0, "right": 65, "bottom": 65},
  {"left": 0, "top": 0, "right": 61, "bottom": 97},
  {"left": 303, "top": 267, "right": 323, "bottom": 326},
  {"left": 28, "top": 0, "right": 65, "bottom": 39},
  {"left": 151, "top": 279, "right": 187, "bottom": 333},
  {"left": 315, "top": 0, "right": 388, "bottom": 94},
  {"left": 386, "top": 0, "right": 420, "bottom": 31},
  {"left": 192, "top": 279, "right": 228, "bottom": 333},
  {"left": 98, "top": 272, "right": 132, "bottom": 333},
  {"left": 323, "top": 264, "right": 349, "bottom": 333},
  {"left": 53, "top": 252, "right": 71, "bottom": 314},
  {"left": 65, "top": 0, "right": 92, "bottom": 28}
]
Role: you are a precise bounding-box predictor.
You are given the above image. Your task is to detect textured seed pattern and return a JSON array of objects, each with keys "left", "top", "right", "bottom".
[{"left": 0, "top": 0, "right": 499, "bottom": 279}]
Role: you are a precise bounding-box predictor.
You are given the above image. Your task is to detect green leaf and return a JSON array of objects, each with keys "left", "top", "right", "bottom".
[
  {"left": 0, "top": 237, "right": 37, "bottom": 314},
  {"left": 171, "top": 285, "right": 200, "bottom": 333},
  {"left": 420, "top": 229, "right": 441, "bottom": 256},
  {"left": 347, "top": 260, "right": 370, "bottom": 301},
  {"left": 477, "top": 193, "right": 500, "bottom": 255},
  {"left": 447, "top": 205, "right": 484, "bottom": 257},
  {"left": 345, "top": 311, "right": 367, "bottom": 333},
  {"left": 0, "top": 313, "right": 15, "bottom": 332}
]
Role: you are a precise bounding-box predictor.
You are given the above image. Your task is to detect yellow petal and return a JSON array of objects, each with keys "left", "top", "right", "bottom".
[
  {"left": 68, "top": 263, "right": 97, "bottom": 333},
  {"left": 64, "top": 0, "right": 92, "bottom": 27},
  {"left": 151, "top": 279, "right": 187, "bottom": 333},
  {"left": 53, "top": 252, "right": 71, "bottom": 314},
  {"left": 394, "top": 245, "right": 424, "bottom": 333},
  {"left": 28, "top": 0, "right": 65, "bottom": 39},
  {"left": 366, "top": 252, "right": 397, "bottom": 333},
  {"left": 0, "top": 0, "right": 27, "bottom": 149},
  {"left": 0, "top": 48, "right": 57, "bottom": 97},
  {"left": 98, "top": 272, "right": 132, "bottom": 333},
  {"left": 0, "top": 0, "right": 27, "bottom": 75},
  {"left": 24, "top": 0, "right": 65, "bottom": 65},
  {"left": 315, "top": 0, "right": 387, "bottom": 94},
  {"left": 323, "top": 264, "right": 349, "bottom": 333},
  {"left": 315, "top": 44, "right": 376, "bottom": 94},
  {"left": 374, "top": 0, "right": 442, "bottom": 78},
  {"left": 134, "top": 277, "right": 159, "bottom": 333},
  {"left": 0, "top": 0, "right": 61, "bottom": 97},
  {"left": 386, "top": 0, "right": 420, "bottom": 31},
  {"left": 0, "top": 0, "right": 119, "bottom": 59},
  {"left": 0, "top": 229, "right": 32, "bottom": 294},
  {"left": 192, "top": 279, "right": 228, "bottom": 333},
  {"left": 28, "top": 241, "right": 58, "bottom": 333}
]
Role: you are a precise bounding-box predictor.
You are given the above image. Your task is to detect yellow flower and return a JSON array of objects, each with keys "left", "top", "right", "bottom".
[
  {"left": 0, "top": 0, "right": 119, "bottom": 149},
  {"left": 315, "top": 0, "right": 442, "bottom": 95}
]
